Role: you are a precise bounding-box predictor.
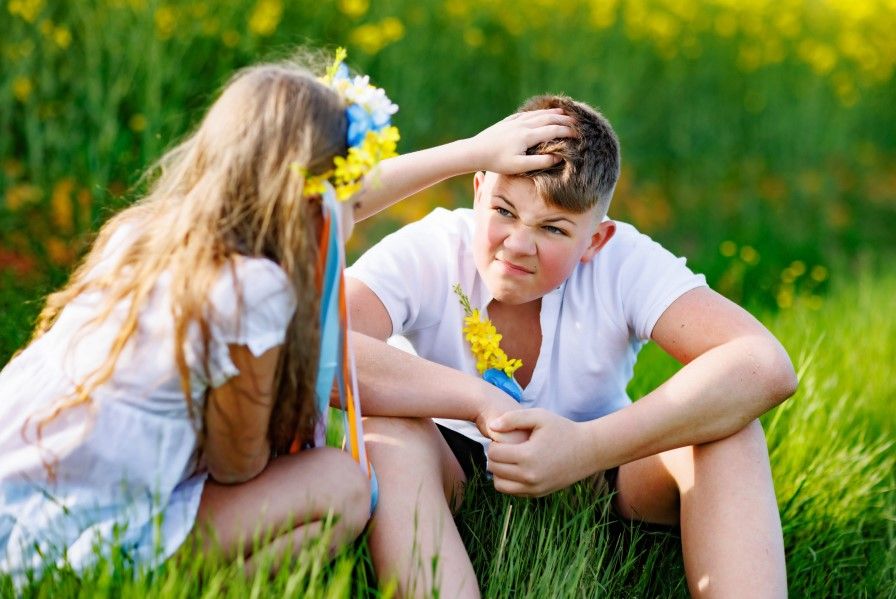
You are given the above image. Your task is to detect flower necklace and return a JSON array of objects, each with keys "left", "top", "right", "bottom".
[{"left": 453, "top": 283, "right": 524, "bottom": 401}]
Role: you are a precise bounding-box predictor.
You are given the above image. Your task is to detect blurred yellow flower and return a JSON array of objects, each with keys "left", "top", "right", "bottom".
[
  {"left": 789, "top": 260, "right": 806, "bottom": 277},
  {"left": 719, "top": 240, "right": 737, "bottom": 257},
  {"left": 590, "top": 0, "right": 619, "bottom": 29},
  {"left": 53, "top": 26, "right": 72, "bottom": 49},
  {"left": 810, "top": 265, "right": 829, "bottom": 282},
  {"left": 5, "top": 183, "right": 41, "bottom": 211},
  {"left": 129, "top": 113, "right": 147, "bottom": 132},
  {"left": 740, "top": 245, "right": 759, "bottom": 265},
  {"left": 8, "top": 0, "right": 43, "bottom": 23},
  {"left": 51, "top": 179, "right": 75, "bottom": 233},
  {"left": 12, "top": 76, "right": 33, "bottom": 103},
  {"left": 248, "top": 0, "right": 282, "bottom": 37},
  {"left": 351, "top": 17, "right": 405, "bottom": 55},
  {"left": 776, "top": 287, "right": 793, "bottom": 309},
  {"left": 339, "top": 0, "right": 369, "bottom": 18},
  {"left": 154, "top": 6, "right": 176, "bottom": 40},
  {"left": 46, "top": 237, "right": 74, "bottom": 266},
  {"left": 463, "top": 27, "right": 485, "bottom": 48}
]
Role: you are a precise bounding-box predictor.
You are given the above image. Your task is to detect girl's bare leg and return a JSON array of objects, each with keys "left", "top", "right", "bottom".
[
  {"left": 192, "top": 447, "right": 371, "bottom": 573},
  {"left": 614, "top": 420, "right": 787, "bottom": 598},
  {"left": 364, "top": 416, "right": 480, "bottom": 599}
]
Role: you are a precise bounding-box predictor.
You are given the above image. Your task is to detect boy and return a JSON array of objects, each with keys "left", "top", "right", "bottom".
[{"left": 347, "top": 95, "right": 796, "bottom": 598}]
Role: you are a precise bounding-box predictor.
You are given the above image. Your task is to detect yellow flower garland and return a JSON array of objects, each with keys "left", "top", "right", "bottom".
[
  {"left": 303, "top": 48, "right": 401, "bottom": 201},
  {"left": 452, "top": 283, "right": 523, "bottom": 378}
]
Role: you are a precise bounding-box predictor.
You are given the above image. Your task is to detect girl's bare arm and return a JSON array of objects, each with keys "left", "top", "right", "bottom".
[{"left": 204, "top": 345, "right": 280, "bottom": 484}]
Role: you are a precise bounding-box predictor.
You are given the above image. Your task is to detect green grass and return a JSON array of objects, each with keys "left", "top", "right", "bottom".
[{"left": 2, "top": 270, "right": 893, "bottom": 597}]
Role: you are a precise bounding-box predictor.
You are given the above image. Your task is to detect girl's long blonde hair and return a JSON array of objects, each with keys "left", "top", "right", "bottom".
[{"left": 30, "top": 57, "right": 347, "bottom": 457}]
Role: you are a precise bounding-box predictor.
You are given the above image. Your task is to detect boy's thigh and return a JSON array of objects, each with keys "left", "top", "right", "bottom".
[
  {"left": 614, "top": 446, "right": 694, "bottom": 526},
  {"left": 363, "top": 416, "right": 467, "bottom": 510}
]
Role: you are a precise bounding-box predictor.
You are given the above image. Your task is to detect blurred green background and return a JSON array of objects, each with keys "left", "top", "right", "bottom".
[{"left": 2, "top": 0, "right": 895, "bottom": 361}]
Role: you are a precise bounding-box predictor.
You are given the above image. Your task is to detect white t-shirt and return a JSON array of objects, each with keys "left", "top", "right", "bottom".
[
  {"left": 347, "top": 207, "right": 706, "bottom": 448},
  {"left": 0, "top": 226, "right": 296, "bottom": 580}
]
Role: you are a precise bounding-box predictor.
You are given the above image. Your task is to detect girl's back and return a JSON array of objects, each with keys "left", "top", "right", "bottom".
[{"left": 0, "top": 223, "right": 295, "bottom": 575}]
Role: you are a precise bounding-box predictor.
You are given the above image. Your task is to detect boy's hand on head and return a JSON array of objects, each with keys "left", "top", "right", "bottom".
[
  {"left": 486, "top": 409, "right": 593, "bottom": 498},
  {"left": 468, "top": 109, "right": 576, "bottom": 175}
]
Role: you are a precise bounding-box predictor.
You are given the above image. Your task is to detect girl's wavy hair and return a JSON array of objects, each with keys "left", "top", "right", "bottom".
[{"left": 28, "top": 53, "right": 347, "bottom": 470}]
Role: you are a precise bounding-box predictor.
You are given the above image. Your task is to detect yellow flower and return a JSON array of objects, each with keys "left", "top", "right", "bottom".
[
  {"left": 12, "top": 76, "right": 33, "bottom": 103},
  {"left": 453, "top": 284, "right": 522, "bottom": 377},
  {"left": 248, "top": 0, "right": 282, "bottom": 37}
]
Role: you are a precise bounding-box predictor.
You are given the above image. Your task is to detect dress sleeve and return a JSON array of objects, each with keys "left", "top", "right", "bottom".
[
  {"left": 611, "top": 225, "right": 707, "bottom": 341},
  {"left": 346, "top": 209, "right": 454, "bottom": 336},
  {"left": 202, "top": 258, "right": 297, "bottom": 387}
]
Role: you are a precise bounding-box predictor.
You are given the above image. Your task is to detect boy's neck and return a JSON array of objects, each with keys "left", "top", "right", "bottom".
[
  {"left": 487, "top": 298, "right": 542, "bottom": 389},
  {"left": 487, "top": 297, "right": 541, "bottom": 318}
]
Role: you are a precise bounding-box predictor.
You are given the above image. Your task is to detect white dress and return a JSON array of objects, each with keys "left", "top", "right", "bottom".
[{"left": 0, "top": 229, "right": 296, "bottom": 582}]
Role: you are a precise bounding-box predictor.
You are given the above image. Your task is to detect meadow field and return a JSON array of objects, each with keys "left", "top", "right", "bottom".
[{"left": 1, "top": 0, "right": 894, "bottom": 596}]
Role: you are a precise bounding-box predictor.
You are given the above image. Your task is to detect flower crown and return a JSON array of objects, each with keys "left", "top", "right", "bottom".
[{"left": 302, "top": 48, "right": 400, "bottom": 201}]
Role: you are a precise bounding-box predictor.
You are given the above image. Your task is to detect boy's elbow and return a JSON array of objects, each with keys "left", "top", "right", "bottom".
[{"left": 758, "top": 338, "right": 798, "bottom": 406}]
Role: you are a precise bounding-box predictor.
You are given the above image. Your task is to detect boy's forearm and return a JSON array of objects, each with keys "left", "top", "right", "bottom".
[
  {"left": 581, "top": 336, "right": 797, "bottom": 470},
  {"left": 350, "top": 331, "right": 520, "bottom": 425}
]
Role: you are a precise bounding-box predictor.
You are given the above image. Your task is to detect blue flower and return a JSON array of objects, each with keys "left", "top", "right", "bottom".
[{"left": 346, "top": 103, "right": 373, "bottom": 147}]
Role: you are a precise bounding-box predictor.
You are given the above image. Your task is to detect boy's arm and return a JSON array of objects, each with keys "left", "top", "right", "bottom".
[
  {"left": 487, "top": 287, "right": 798, "bottom": 497},
  {"left": 352, "top": 109, "right": 575, "bottom": 221},
  {"left": 346, "top": 277, "right": 522, "bottom": 437}
]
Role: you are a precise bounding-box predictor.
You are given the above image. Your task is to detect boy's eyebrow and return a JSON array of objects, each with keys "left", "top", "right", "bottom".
[{"left": 495, "top": 195, "right": 576, "bottom": 225}]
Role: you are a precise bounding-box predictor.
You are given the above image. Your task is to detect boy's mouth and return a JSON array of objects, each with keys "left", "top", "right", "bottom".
[{"left": 495, "top": 258, "right": 535, "bottom": 275}]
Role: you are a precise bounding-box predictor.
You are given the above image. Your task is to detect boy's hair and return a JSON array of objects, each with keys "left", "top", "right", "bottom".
[
  {"left": 517, "top": 95, "right": 620, "bottom": 216},
  {"left": 28, "top": 53, "right": 347, "bottom": 466}
]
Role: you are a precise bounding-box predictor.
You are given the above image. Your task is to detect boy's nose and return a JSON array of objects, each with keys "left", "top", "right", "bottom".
[{"left": 503, "top": 225, "right": 536, "bottom": 255}]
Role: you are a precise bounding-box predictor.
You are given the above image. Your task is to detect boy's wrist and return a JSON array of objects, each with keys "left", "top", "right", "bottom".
[{"left": 579, "top": 412, "right": 637, "bottom": 473}]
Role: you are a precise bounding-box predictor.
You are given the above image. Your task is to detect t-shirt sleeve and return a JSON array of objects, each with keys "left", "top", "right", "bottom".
[
  {"left": 611, "top": 225, "right": 707, "bottom": 341},
  {"left": 346, "top": 209, "right": 454, "bottom": 336},
  {"left": 203, "top": 258, "right": 297, "bottom": 387}
]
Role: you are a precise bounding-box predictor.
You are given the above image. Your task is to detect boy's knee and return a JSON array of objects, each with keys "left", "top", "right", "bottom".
[
  {"left": 364, "top": 415, "right": 431, "bottom": 436},
  {"left": 363, "top": 416, "right": 440, "bottom": 454},
  {"left": 695, "top": 419, "right": 769, "bottom": 459}
]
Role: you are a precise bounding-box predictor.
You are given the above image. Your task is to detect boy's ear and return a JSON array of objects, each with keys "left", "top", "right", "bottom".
[
  {"left": 473, "top": 171, "right": 485, "bottom": 204},
  {"left": 580, "top": 220, "right": 616, "bottom": 263}
]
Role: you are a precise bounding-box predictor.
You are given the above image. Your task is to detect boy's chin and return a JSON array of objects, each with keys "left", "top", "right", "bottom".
[{"left": 486, "top": 283, "right": 539, "bottom": 306}]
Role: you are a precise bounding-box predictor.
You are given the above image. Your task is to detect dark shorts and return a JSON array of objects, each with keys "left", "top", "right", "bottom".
[
  {"left": 436, "top": 424, "right": 487, "bottom": 481},
  {"left": 436, "top": 423, "right": 619, "bottom": 494}
]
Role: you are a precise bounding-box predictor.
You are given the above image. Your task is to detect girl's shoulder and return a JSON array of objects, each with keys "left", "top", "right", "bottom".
[
  {"left": 210, "top": 256, "right": 296, "bottom": 319},
  {"left": 205, "top": 256, "right": 297, "bottom": 350}
]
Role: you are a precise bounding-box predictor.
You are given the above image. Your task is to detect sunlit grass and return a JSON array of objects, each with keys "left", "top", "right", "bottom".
[{"left": 2, "top": 269, "right": 892, "bottom": 597}]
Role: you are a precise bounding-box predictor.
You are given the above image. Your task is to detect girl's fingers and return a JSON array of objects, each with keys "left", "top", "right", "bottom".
[
  {"left": 526, "top": 125, "right": 577, "bottom": 146},
  {"left": 515, "top": 154, "right": 563, "bottom": 171},
  {"left": 518, "top": 109, "right": 573, "bottom": 127}
]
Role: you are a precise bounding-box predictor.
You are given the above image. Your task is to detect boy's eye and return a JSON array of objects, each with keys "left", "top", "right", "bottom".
[
  {"left": 495, "top": 207, "right": 514, "bottom": 218},
  {"left": 543, "top": 225, "right": 567, "bottom": 236}
]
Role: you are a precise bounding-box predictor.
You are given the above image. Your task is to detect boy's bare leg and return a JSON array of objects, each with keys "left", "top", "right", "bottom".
[
  {"left": 614, "top": 419, "right": 787, "bottom": 599},
  {"left": 364, "top": 416, "right": 480, "bottom": 599}
]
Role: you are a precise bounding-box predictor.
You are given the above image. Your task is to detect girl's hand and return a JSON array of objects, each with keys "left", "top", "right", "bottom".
[
  {"left": 486, "top": 408, "right": 595, "bottom": 497},
  {"left": 466, "top": 108, "right": 577, "bottom": 175}
]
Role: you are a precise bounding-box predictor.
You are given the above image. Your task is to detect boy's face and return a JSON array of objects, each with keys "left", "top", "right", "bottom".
[{"left": 472, "top": 172, "right": 615, "bottom": 306}]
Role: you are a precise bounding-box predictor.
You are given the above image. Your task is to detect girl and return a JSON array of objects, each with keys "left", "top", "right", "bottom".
[{"left": 0, "top": 50, "right": 575, "bottom": 583}]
